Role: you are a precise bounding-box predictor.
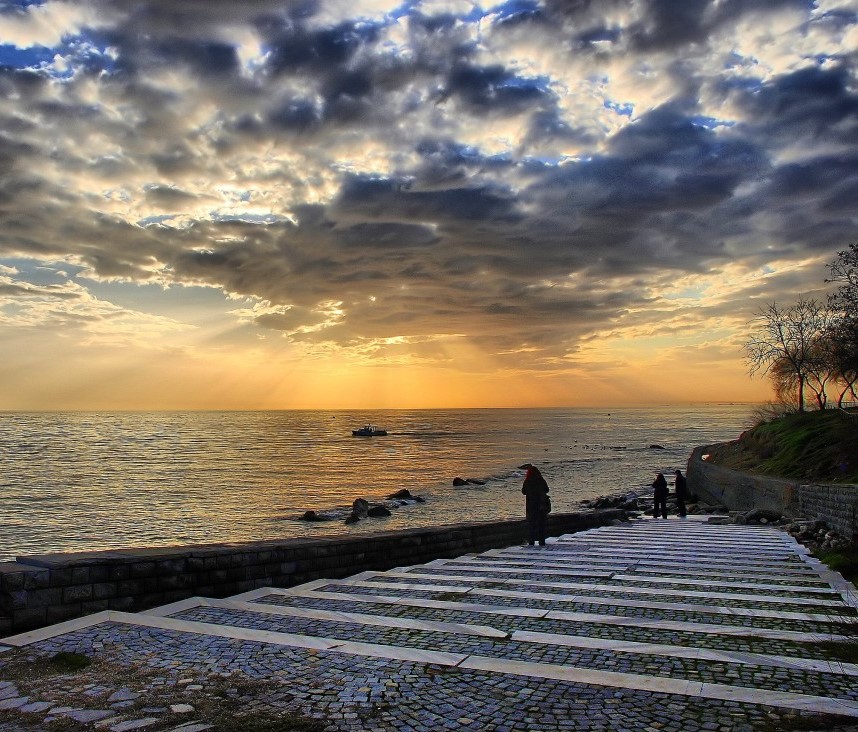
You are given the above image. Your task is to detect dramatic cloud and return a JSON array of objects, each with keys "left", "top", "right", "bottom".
[{"left": 0, "top": 0, "right": 856, "bottom": 407}]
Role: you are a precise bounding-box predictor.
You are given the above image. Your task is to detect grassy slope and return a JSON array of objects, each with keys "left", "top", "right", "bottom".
[
  {"left": 706, "top": 409, "right": 858, "bottom": 578},
  {"left": 706, "top": 409, "right": 858, "bottom": 484}
]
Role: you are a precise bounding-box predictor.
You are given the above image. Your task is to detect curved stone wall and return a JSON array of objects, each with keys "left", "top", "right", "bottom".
[
  {"left": 687, "top": 444, "right": 858, "bottom": 540},
  {"left": 686, "top": 445, "right": 801, "bottom": 514},
  {"left": 0, "top": 510, "right": 623, "bottom": 638}
]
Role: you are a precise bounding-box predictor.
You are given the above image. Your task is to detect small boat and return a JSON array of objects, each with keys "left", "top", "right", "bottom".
[{"left": 352, "top": 424, "right": 388, "bottom": 437}]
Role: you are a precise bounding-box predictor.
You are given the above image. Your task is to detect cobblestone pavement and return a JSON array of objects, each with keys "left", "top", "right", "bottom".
[{"left": 2, "top": 516, "right": 858, "bottom": 731}]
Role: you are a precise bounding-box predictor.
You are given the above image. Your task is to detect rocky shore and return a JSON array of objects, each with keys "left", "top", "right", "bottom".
[{"left": 298, "top": 489, "right": 426, "bottom": 525}]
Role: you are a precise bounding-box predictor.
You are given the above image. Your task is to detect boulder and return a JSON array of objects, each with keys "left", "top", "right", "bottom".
[
  {"left": 453, "top": 477, "right": 468, "bottom": 486},
  {"left": 648, "top": 444, "right": 666, "bottom": 450},
  {"left": 386, "top": 489, "right": 412, "bottom": 500},
  {"left": 344, "top": 513, "right": 361, "bottom": 525},
  {"left": 352, "top": 498, "right": 370, "bottom": 517},
  {"left": 300, "top": 510, "right": 329, "bottom": 522},
  {"left": 367, "top": 505, "right": 392, "bottom": 518},
  {"left": 744, "top": 508, "right": 782, "bottom": 524}
]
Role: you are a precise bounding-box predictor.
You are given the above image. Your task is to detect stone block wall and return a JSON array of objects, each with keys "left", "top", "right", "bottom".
[
  {"left": 799, "top": 483, "right": 858, "bottom": 540},
  {"left": 687, "top": 445, "right": 858, "bottom": 539},
  {"left": 0, "top": 510, "right": 623, "bottom": 637}
]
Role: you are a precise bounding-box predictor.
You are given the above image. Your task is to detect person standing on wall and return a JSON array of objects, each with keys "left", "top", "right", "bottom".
[
  {"left": 520, "top": 463, "right": 550, "bottom": 546},
  {"left": 652, "top": 472, "right": 668, "bottom": 519},
  {"left": 674, "top": 469, "right": 688, "bottom": 517}
]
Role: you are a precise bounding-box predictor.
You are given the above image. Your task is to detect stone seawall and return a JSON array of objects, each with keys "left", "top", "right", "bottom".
[
  {"left": 687, "top": 445, "right": 858, "bottom": 539},
  {"left": 0, "top": 510, "right": 624, "bottom": 637}
]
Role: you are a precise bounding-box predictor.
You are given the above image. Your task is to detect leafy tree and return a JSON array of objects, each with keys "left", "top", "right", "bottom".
[
  {"left": 827, "top": 242, "right": 858, "bottom": 318},
  {"left": 826, "top": 243, "right": 858, "bottom": 406},
  {"left": 826, "top": 315, "right": 858, "bottom": 407},
  {"left": 768, "top": 356, "right": 801, "bottom": 411},
  {"left": 804, "top": 333, "right": 837, "bottom": 409}
]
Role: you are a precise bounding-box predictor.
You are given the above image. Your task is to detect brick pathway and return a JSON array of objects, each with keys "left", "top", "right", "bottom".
[{"left": 2, "top": 515, "right": 858, "bottom": 731}]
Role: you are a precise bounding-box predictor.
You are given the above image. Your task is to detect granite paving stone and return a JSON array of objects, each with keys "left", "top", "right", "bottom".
[{"left": 2, "top": 516, "right": 857, "bottom": 731}]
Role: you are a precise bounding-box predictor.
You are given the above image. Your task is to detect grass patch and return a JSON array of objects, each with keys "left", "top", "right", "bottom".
[
  {"left": 814, "top": 545, "right": 858, "bottom": 584},
  {"left": 762, "top": 712, "right": 858, "bottom": 731},
  {"left": 48, "top": 652, "right": 91, "bottom": 671},
  {"left": 706, "top": 409, "right": 858, "bottom": 483},
  {"left": 0, "top": 650, "right": 327, "bottom": 731},
  {"left": 432, "top": 592, "right": 465, "bottom": 602},
  {"left": 0, "top": 651, "right": 93, "bottom": 684},
  {"left": 206, "top": 713, "right": 325, "bottom": 731}
]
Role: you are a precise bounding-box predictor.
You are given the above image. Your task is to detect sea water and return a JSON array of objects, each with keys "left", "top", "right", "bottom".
[{"left": 0, "top": 405, "right": 752, "bottom": 560}]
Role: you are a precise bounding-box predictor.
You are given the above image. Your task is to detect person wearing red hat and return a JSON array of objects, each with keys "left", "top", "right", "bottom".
[{"left": 520, "top": 463, "right": 550, "bottom": 546}]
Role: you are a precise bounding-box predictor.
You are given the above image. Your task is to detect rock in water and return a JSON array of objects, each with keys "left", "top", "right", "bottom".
[
  {"left": 301, "top": 510, "right": 328, "bottom": 522},
  {"left": 352, "top": 498, "right": 370, "bottom": 517},
  {"left": 367, "top": 505, "right": 392, "bottom": 517},
  {"left": 387, "top": 489, "right": 412, "bottom": 500},
  {"left": 344, "top": 513, "right": 361, "bottom": 524},
  {"left": 648, "top": 444, "right": 666, "bottom": 450},
  {"left": 452, "top": 477, "right": 468, "bottom": 486}
]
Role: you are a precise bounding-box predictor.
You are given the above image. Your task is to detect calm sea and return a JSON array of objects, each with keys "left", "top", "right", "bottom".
[{"left": 0, "top": 405, "right": 752, "bottom": 561}]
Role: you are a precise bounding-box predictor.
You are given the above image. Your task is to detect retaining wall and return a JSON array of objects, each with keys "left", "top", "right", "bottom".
[
  {"left": 0, "top": 510, "right": 623, "bottom": 637},
  {"left": 687, "top": 445, "right": 858, "bottom": 539}
]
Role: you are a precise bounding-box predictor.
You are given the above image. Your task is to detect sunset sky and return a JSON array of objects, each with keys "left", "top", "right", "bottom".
[{"left": 1, "top": 0, "right": 856, "bottom": 409}]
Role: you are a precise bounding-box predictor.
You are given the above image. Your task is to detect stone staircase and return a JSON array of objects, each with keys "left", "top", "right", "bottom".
[{"left": 3, "top": 515, "right": 858, "bottom": 730}]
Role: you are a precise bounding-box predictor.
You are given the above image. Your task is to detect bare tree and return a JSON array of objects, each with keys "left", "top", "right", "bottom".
[{"left": 744, "top": 299, "right": 832, "bottom": 412}]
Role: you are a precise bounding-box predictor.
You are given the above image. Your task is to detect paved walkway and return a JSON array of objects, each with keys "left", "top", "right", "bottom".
[{"left": 2, "top": 515, "right": 858, "bottom": 731}]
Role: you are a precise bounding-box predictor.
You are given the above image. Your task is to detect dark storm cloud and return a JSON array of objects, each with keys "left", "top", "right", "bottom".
[
  {"left": 337, "top": 222, "right": 439, "bottom": 249},
  {"left": 262, "top": 19, "right": 379, "bottom": 75},
  {"left": 440, "top": 63, "right": 552, "bottom": 115},
  {"left": 0, "top": 0, "right": 856, "bottom": 365},
  {"left": 144, "top": 185, "right": 199, "bottom": 205},
  {"left": 732, "top": 65, "right": 858, "bottom": 146},
  {"left": 333, "top": 174, "right": 522, "bottom": 224}
]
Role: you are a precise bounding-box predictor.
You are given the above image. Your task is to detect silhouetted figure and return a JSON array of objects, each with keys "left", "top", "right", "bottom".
[
  {"left": 521, "top": 463, "right": 550, "bottom": 546},
  {"left": 674, "top": 469, "right": 688, "bottom": 517},
  {"left": 652, "top": 472, "right": 668, "bottom": 519}
]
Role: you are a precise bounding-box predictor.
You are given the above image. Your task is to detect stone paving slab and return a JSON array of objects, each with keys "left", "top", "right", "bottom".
[
  {"left": 255, "top": 591, "right": 855, "bottom": 645},
  {"left": 310, "top": 579, "right": 853, "bottom": 621},
  {"left": 2, "top": 515, "right": 858, "bottom": 731},
  {"left": 425, "top": 559, "right": 835, "bottom": 585},
  {"left": 370, "top": 568, "right": 842, "bottom": 601}
]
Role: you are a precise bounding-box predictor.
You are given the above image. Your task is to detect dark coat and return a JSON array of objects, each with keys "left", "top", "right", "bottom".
[
  {"left": 522, "top": 466, "right": 550, "bottom": 517},
  {"left": 674, "top": 472, "right": 688, "bottom": 498},
  {"left": 652, "top": 473, "right": 668, "bottom": 499}
]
